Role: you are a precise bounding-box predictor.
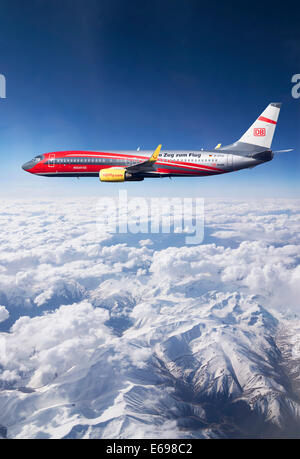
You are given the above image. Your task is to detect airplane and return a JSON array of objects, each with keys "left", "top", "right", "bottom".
[{"left": 22, "top": 103, "right": 292, "bottom": 182}]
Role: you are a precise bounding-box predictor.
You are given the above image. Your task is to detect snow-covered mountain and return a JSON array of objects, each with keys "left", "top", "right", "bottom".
[{"left": 0, "top": 198, "right": 299, "bottom": 438}]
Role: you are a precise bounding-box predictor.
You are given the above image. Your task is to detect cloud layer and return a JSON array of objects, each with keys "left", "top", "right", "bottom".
[{"left": 0, "top": 198, "right": 299, "bottom": 438}]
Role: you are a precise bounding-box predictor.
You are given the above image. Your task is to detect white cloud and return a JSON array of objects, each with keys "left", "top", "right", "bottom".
[{"left": 0, "top": 306, "right": 9, "bottom": 323}]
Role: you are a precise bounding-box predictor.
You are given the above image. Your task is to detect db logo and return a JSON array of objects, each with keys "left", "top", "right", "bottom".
[{"left": 254, "top": 128, "right": 266, "bottom": 137}]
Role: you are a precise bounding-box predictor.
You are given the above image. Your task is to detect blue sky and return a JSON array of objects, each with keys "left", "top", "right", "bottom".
[{"left": 0, "top": 0, "right": 299, "bottom": 198}]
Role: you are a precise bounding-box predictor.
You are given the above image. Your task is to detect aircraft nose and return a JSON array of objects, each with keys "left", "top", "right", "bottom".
[{"left": 22, "top": 161, "right": 33, "bottom": 171}]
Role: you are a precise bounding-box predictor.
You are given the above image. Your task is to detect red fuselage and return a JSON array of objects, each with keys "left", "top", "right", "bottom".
[{"left": 22, "top": 150, "right": 228, "bottom": 178}]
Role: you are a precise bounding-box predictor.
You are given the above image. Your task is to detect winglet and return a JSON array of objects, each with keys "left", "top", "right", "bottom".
[
  {"left": 215, "top": 143, "right": 221, "bottom": 149},
  {"left": 149, "top": 144, "right": 162, "bottom": 162}
]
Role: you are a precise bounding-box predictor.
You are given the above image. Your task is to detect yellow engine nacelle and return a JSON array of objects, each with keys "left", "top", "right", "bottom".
[
  {"left": 99, "top": 168, "right": 144, "bottom": 182},
  {"left": 99, "top": 168, "right": 126, "bottom": 182}
]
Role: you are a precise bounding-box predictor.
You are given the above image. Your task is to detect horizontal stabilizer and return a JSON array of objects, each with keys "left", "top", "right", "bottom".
[{"left": 272, "top": 149, "right": 294, "bottom": 153}]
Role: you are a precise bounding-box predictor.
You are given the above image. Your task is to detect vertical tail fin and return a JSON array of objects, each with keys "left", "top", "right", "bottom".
[{"left": 238, "top": 103, "right": 281, "bottom": 149}]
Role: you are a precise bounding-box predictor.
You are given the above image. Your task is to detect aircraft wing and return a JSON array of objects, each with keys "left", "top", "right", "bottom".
[{"left": 126, "top": 144, "right": 162, "bottom": 173}]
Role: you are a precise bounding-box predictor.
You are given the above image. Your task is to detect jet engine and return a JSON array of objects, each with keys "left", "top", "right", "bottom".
[{"left": 99, "top": 168, "right": 144, "bottom": 182}]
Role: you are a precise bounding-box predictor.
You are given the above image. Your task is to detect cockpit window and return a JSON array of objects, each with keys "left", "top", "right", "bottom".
[{"left": 33, "top": 155, "right": 43, "bottom": 162}]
